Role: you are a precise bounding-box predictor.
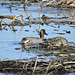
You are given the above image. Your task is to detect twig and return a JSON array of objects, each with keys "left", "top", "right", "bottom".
[
  {"left": 1, "top": 20, "right": 12, "bottom": 30},
  {"left": 29, "top": 13, "right": 34, "bottom": 19},
  {"left": 0, "top": 15, "right": 15, "bottom": 19},
  {"left": 25, "top": 63, "right": 29, "bottom": 72},
  {"left": 38, "top": 6, "right": 41, "bottom": 29},
  {"left": 38, "top": 7, "right": 41, "bottom": 21},
  {"left": 44, "top": 61, "right": 52, "bottom": 75},
  {"left": 19, "top": 16, "right": 25, "bottom": 25},
  {"left": 42, "top": 0, "right": 55, "bottom": 8},
  {"left": 25, "top": 12, "right": 29, "bottom": 18},
  {"left": 55, "top": 0, "right": 65, "bottom": 6},
  {"left": 32, "top": 56, "right": 38, "bottom": 75},
  {"left": 0, "top": 19, "right": 3, "bottom": 29},
  {"left": 23, "top": 0, "right": 27, "bottom": 8},
  {"left": 19, "top": 26, "right": 24, "bottom": 33},
  {"left": 9, "top": 14, "right": 24, "bottom": 25}
]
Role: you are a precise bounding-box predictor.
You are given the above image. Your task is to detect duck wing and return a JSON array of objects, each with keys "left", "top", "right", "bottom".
[{"left": 41, "top": 37, "right": 68, "bottom": 47}]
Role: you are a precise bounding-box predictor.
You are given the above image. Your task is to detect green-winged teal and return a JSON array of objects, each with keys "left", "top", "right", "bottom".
[
  {"left": 20, "top": 29, "right": 47, "bottom": 45},
  {"left": 20, "top": 29, "right": 68, "bottom": 47}
]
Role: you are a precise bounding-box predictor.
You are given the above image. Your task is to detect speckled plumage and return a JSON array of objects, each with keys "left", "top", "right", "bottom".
[{"left": 20, "top": 29, "right": 68, "bottom": 47}]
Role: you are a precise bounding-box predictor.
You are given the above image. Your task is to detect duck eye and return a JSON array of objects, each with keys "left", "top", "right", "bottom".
[{"left": 22, "top": 38, "right": 26, "bottom": 40}]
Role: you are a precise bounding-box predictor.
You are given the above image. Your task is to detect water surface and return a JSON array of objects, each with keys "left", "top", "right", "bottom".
[{"left": 0, "top": 1, "right": 75, "bottom": 74}]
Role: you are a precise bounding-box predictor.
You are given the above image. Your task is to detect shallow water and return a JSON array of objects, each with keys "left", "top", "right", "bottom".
[
  {"left": 0, "top": 1, "right": 75, "bottom": 60},
  {"left": 0, "top": 1, "right": 75, "bottom": 74}
]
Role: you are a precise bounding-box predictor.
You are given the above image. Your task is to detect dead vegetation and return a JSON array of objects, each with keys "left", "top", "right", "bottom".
[
  {"left": 0, "top": 55, "right": 75, "bottom": 74},
  {"left": 0, "top": 14, "right": 75, "bottom": 26},
  {"left": 42, "top": 0, "right": 75, "bottom": 8},
  {"left": 0, "top": 0, "right": 75, "bottom": 29}
]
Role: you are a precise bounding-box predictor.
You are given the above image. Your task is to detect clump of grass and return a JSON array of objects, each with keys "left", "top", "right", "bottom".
[{"left": 44, "top": 52, "right": 50, "bottom": 56}]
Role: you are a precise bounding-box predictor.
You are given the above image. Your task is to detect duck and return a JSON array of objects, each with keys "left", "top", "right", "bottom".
[
  {"left": 20, "top": 29, "right": 47, "bottom": 45},
  {"left": 20, "top": 29, "right": 68, "bottom": 48}
]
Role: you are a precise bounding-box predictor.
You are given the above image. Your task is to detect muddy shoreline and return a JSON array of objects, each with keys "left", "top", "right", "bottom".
[{"left": 0, "top": 55, "right": 75, "bottom": 74}]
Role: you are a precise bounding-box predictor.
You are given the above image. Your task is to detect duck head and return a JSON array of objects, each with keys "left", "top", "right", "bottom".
[{"left": 40, "top": 29, "right": 48, "bottom": 38}]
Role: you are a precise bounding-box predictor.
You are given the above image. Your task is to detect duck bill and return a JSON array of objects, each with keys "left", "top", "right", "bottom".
[{"left": 44, "top": 32, "right": 48, "bottom": 35}]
